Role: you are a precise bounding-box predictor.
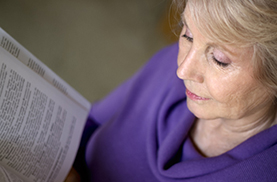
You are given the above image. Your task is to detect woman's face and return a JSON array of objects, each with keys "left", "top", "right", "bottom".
[{"left": 177, "top": 8, "right": 274, "bottom": 120}]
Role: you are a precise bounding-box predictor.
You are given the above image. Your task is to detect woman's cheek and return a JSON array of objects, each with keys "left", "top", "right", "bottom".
[{"left": 206, "top": 79, "right": 232, "bottom": 103}]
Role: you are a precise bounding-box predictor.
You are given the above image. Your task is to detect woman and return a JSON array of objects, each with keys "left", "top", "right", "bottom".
[{"left": 67, "top": 0, "right": 277, "bottom": 181}]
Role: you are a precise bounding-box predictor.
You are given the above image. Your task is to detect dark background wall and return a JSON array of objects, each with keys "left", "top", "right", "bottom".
[{"left": 0, "top": 0, "right": 177, "bottom": 102}]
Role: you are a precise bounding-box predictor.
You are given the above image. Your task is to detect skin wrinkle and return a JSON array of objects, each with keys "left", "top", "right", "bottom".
[{"left": 177, "top": 5, "right": 276, "bottom": 157}]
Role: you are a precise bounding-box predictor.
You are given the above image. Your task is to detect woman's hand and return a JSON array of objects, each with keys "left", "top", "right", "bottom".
[{"left": 64, "top": 168, "right": 81, "bottom": 182}]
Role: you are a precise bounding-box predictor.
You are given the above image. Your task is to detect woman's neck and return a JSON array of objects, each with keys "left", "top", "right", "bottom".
[{"left": 190, "top": 105, "right": 276, "bottom": 157}]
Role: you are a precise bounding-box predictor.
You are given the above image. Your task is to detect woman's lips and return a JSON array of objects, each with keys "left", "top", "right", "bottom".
[{"left": 186, "top": 89, "right": 210, "bottom": 101}]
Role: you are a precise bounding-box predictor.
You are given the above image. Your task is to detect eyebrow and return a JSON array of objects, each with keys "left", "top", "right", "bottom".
[
  {"left": 181, "top": 12, "right": 192, "bottom": 34},
  {"left": 181, "top": 12, "right": 188, "bottom": 28}
]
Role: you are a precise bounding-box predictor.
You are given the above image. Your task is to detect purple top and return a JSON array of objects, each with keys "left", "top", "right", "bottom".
[{"left": 77, "top": 43, "right": 277, "bottom": 181}]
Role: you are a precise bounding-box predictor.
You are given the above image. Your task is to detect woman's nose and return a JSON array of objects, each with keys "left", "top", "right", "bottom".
[{"left": 177, "top": 48, "right": 204, "bottom": 83}]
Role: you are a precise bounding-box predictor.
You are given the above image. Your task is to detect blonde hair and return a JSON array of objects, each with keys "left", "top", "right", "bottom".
[{"left": 173, "top": 0, "right": 277, "bottom": 96}]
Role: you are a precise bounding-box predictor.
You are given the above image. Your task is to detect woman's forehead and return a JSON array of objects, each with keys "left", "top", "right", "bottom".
[{"left": 183, "top": 1, "right": 253, "bottom": 48}]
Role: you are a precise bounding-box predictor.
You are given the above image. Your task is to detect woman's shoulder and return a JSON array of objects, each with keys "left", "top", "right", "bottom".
[
  {"left": 132, "top": 42, "right": 179, "bottom": 86},
  {"left": 144, "top": 43, "right": 179, "bottom": 70}
]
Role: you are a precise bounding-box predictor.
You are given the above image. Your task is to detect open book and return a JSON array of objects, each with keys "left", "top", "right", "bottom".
[{"left": 0, "top": 28, "right": 90, "bottom": 182}]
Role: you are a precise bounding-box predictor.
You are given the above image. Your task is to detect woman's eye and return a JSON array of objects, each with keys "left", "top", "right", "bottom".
[
  {"left": 212, "top": 56, "right": 229, "bottom": 67},
  {"left": 182, "top": 34, "right": 193, "bottom": 42}
]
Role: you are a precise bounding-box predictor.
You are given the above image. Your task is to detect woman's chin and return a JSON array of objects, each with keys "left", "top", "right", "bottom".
[{"left": 187, "top": 102, "right": 217, "bottom": 120}]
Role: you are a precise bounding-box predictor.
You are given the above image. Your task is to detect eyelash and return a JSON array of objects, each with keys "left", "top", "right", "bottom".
[
  {"left": 212, "top": 56, "right": 229, "bottom": 67},
  {"left": 182, "top": 34, "right": 193, "bottom": 42},
  {"left": 182, "top": 33, "right": 229, "bottom": 68}
]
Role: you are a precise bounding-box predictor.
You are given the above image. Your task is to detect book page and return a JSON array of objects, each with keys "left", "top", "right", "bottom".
[
  {"left": 0, "top": 46, "right": 89, "bottom": 182},
  {"left": 0, "top": 166, "right": 24, "bottom": 182},
  {"left": 0, "top": 28, "right": 90, "bottom": 111}
]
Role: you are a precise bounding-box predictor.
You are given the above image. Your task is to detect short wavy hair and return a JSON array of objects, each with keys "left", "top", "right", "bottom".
[{"left": 172, "top": 0, "right": 277, "bottom": 96}]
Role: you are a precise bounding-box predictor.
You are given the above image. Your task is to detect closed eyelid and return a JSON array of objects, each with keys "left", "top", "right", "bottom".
[
  {"left": 181, "top": 19, "right": 193, "bottom": 38},
  {"left": 213, "top": 48, "right": 231, "bottom": 64},
  {"left": 183, "top": 34, "right": 193, "bottom": 42},
  {"left": 185, "top": 28, "right": 193, "bottom": 38}
]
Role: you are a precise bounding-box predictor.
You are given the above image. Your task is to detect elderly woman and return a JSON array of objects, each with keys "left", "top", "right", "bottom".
[{"left": 68, "top": 0, "right": 277, "bottom": 181}]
